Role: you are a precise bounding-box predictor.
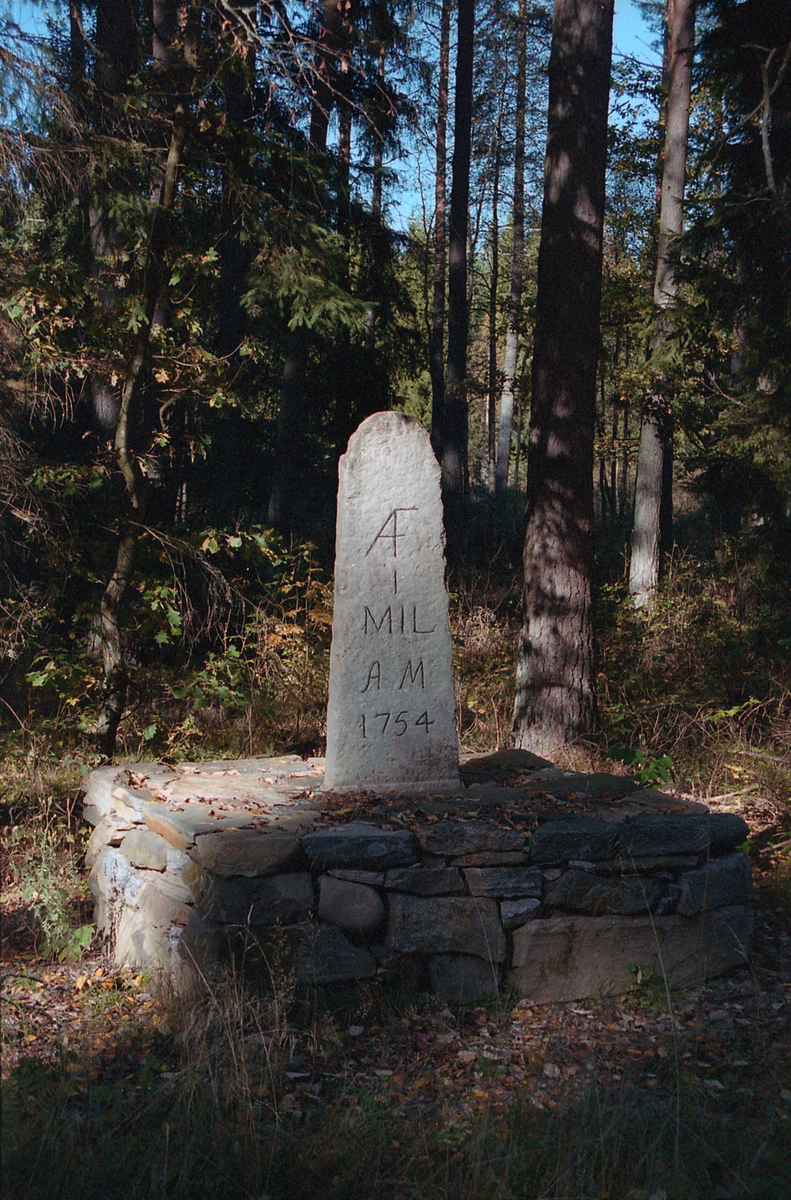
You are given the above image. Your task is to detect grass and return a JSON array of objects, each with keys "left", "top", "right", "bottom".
[{"left": 2, "top": 942, "right": 790, "bottom": 1200}]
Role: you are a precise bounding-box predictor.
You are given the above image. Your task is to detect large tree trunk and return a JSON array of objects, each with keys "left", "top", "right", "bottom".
[
  {"left": 96, "top": 2, "right": 201, "bottom": 757},
  {"left": 512, "top": 0, "right": 614, "bottom": 756},
  {"left": 442, "top": 0, "right": 475, "bottom": 560},
  {"left": 430, "top": 0, "right": 451, "bottom": 453},
  {"left": 629, "top": 0, "right": 695, "bottom": 610},
  {"left": 487, "top": 115, "right": 501, "bottom": 495},
  {"left": 495, "top": 0, "right": 527, "bottom": 498}
]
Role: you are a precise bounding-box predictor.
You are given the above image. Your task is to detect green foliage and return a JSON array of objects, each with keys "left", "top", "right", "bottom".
[
  {"left": 612, "top": 747, "right": 674, "bottom": 787},
  {"left": 6, "top": 826, "right": 93, "bottom": 961}
]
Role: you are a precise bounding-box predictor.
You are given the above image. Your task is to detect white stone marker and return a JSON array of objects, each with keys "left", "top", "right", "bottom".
[{"left": 324, "top": 412, "right": 459, "bottom": 792}]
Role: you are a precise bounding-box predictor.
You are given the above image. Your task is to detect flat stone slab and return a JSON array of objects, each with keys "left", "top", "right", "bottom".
[
  {"left": 509, "top": 906, "right": 755, "bottom": 1002},
  {"left": 387, "top": 894, "right": 506, "bottom": 962},
  {"left": 501, "top": 897, "right": 541, "bottom": 929},
  {"left": 618, "top": 814, "right": 710, "bottom": 858},
  {"left": 192, "top": 871, "right": 314, "bottom": 927},
  {"left": 530, "top": 818, "right": 619, "bottom": 864},
  {"left": 463, "top": 866, "right": 543, "bottom": 899},
  {"left": 677, "top": 852, "right": 753, "bottom": 915},
  {"left": 143, "top": 802, "right": 259, "bottom": 852},
  {"left": 544, "top": 868, "right": 670, "bottom": 915},
  {"left": 302, "top": 822, "right": 418, "bottom": 870},
  {"left": 415, "top": 821, "right": 524, "bottom": 857},
  {"left": 324, "top": 412, "right": 459, "bottom": 792},
  {"left": 189, "top": 829, "right": 300, "bottom": 877},
  {"left": 384, "top": 866, "right": 466, "bottom": 896}
]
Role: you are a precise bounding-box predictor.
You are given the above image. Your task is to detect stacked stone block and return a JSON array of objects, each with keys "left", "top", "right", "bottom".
[{"left": 84, "top": 760, "right": 755, "bottom": 1005}]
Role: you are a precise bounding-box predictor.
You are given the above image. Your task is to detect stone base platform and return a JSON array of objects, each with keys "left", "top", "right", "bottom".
[{"left": 83, "top": 751, "right": 754, "bottom": 1005}]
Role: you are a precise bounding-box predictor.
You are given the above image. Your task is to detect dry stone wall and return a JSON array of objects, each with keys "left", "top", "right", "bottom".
[{"left": 84, "top": 754, "right": 755, "bottom": 1005}]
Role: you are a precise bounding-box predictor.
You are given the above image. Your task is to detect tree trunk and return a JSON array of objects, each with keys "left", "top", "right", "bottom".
[
  {"left": 495, "top": 0, "right": 527, "bottom": 498},
  {"left": 629, "top": 0, "right": 695, "bottom": 610},
  {"left": 487, "top": 116, "right": 501, "bottom": 495},
  {"left": 512, "top": 0, "right": 614, "bottom": 756},
  {"left": 96, "top": 1, "right": 201, "bottom": 758},
  {"left": 363, "top": 40, "right": 387, "bottom": 353},
  {"left": 442, "top": 0, "right": 475, "bottom": 559},
  {"left": 430, "top": 0, "right": 451, "bottom": 452}
]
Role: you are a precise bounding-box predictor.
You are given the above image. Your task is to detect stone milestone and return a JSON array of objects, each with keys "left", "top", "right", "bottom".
[{"left": 323, "top": 411, "right": 459, "bottom": 792}]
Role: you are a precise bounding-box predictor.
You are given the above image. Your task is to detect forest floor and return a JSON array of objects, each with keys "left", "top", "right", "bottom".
[{"left": 2, "top": 779, "right": 791, "bottom": 1200}]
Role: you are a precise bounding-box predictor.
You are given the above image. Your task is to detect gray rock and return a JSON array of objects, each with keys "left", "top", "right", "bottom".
[
  {"left": 708, "top": 813, "right": 750, "bottom": 854},
  {"left": 150, "top": 869, "right": 193, "bottom": 904},
  {"left": 294, "top": 925, "right": 377, "bottom": 984},
  {"left": 459, "top": 748, "right": 553, "bottom": 780},
  {"left": 190, "top": 829, "right": 299, "bottom": 877},
  {"left": 528, "top": 770, "right": 638, "bottom": 799},
  {"left": 330, "top": 869, "right": 385, "bottom": 885},
  {"left": 676, "top": 852, "right": 753, "bottom": 915},
  {"left": 85, "top": 815, "right": 133, "bottom": 867},
  {"left": 450, "top": 851, "right": 528, "bottom": 867},
  {"left": 193, "top": 871, "right": 314, "bottom": 927},
  {"left": 626, "top": 788, "right": 709, "bottom": 814},
  {"left": 176, "top": 910, "right": 221, "bottom": 975},
  {"left": 463, "top": 866, "right": 543, "bottom": 899},
  {"left": 509, "top": 906, "right": 755, "bottom": 1003},
  {"left": 415, "top": 820, "right": 524, "bottom": 857},
  {"left": 142, "top": 802, "right": 257, "bottom": 852},
  {"left": 617, "top": 814, "right": 710, "bottom": 858},
  {"left": 601, "top": 854, "right": 701, "bottom": 874},
  {"left": 387, "top": 894, "right": 506, "bottom": 962},
  {"left": 429, "top": 954, "right": 501, "bottom": 1005},
  {"left": 384, "top": 866, "right": 466, "bottom": 895},
  {"left": 113, "top": 907, "right": 172, "bottom": 970},
  {"left": 324, "top": 412, "right": 459, "bottom": 792},
  {"left": 120, "top": 828, "right": 170, "bottom": 871},
  {"left": 302, "top": 822, "right": 418, "bottom": 870},
  {"left": 545, "top": 869, "right": 668, "bottom": 915},
  {"left": 318, "top": 876, "right": 386, "bottom": 937},
  {"left": 112, "top": 784, "right": 155, "bottom": 824},
  {"left": 81, "top": 766, "right": 129, "bottom": 819},
  {"left": 500, "top": 897, "right": 541, "bottom": 930},
  {"left": 529, "top": 818, "right": 619, "bottom": 864}
]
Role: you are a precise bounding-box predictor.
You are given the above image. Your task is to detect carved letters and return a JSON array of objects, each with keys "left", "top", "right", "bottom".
[{"left": 323, "top": 411, "right": 458, "bottom": 791}]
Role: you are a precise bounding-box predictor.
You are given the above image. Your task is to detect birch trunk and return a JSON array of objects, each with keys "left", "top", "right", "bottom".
[
  {"left": 495, "top": 0, "right": 527, "bottom": 498},
  {"left": 629, "top": 0, "right": 695, "bottom": 610}
]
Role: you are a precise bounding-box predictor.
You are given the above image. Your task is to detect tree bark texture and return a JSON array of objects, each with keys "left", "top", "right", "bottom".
[
  {"left": 495, "top": 0, "right": 527, "bottom": 497},
  {"left": 629, "top": 0, "right": 695, "bottom": 610},
  {"left": 512, "top": 0, "right": 614, "bottom": 755},
  {"left": 442, "top": 0, "right": 474, "bottom": 559},
  {"left": 487, "top": 119, "right": 501, "bottom": 495},
  {"left": 430, "top": 0, "right": 451, "bottom": 452},
  {"left": 96, "top": 1, "right": 201, "bottom": 758}
]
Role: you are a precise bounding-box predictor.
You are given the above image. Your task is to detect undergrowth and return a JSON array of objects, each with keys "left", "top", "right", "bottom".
[{"left": 3, "top": 960, "right": 789, "bottom": 1200}]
